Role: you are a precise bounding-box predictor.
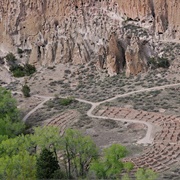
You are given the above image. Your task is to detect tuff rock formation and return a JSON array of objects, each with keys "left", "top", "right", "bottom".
[
  {"left": 125, "top": 35, "right": 148, "bottom": 77},
  {"left": 0, "top": 0, "right": 179, "bottom": 76}
]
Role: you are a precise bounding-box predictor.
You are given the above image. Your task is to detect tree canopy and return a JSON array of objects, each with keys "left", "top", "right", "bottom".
[{"left": 0, "top": 87, "right": 25, "bottom": 137}]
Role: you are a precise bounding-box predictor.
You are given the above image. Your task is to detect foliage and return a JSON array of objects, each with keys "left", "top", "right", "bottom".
[
  {"left": 23, "top": 63, "right": 36, "bottom": 76},
  {"left": 0, "top": 87, "right": 25, "bottom": 137},
  {"left": 51, "top": 169, "right": 67, "bottom": 179},
  {"left": 135, "top": 168, "right": 158, "bottom": 180},
  {"left": 22, "top": 84, "right": 30, "bottom": 97},
  {"left": 90, "top": 144, "right": 132, "bottom": 179},
  {"left": 6, "top": 53, "right": 17, "bottom": 63},
  {"left": 0, "top": 123, "right": 158, "bottom": 180},
  {"left": 10, "top": 64, "right": 25, "bottom": 77},
  {"left": 10, "top": 63, "right": 36, "bottom": 77},
  {"left": 0, "top": 87, "right": 18, "bottom": 120},
  {"left": 59, "top": 97, "right": 74, "bottom": 106},
  {"left": 0, "top": 116, "right": 25, "bottom": 138},
  {"left": 0, "top": 126, "right": 60, "bottom": 157},
  {"left": 36, "top": 148, "right": 60, "bottom": 179},
  {"left": 0, "top": 150, "right": 36, "bottom": 180},
  {"left": 148, "top": 57, "right": 170, "bottom": 69},
  {"left": 60, "top": 128, "right": 98, "bottom": 178},
  {"left": 0, "top": 126, "right": 60, "bottom": 180},
  {"left": 0, "top": 134, "right": 33, "bottom": 157},
  {"left": 32, "top": 126, "right": 60, "bottom": 151}
]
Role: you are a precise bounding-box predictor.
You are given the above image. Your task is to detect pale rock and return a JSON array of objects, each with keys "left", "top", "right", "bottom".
[
  {"left": 106, "top": 54, "right": 118, "bottom": 77},
  {"left": 0, "top": 0, "right": 179, "bottom": 76},
  {"left": 125, "top": 36, "right": 148, "bottom": 77}
]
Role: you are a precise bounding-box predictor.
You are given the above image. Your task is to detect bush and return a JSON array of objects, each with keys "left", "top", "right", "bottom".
[
  {"left": 59, "top": 97, "right": 74, "bottom": 106},
  {"left": 6, "top": 53, "right": 17, "bottom": 67},
  {"left": 24, "top": 64, "right": 36, "bottom": 76},
  {"left": 6, "top": 53, "right": 16, "bottom": 62},
  {"left": 10, "top": 65, "right": 25, "bottom": 77},
  {"left": 17, "top": 48, "right": 24, "bottom": 54},
  {"left": 22, "top": 85, "right": 30, "bottom": 97},
  {"left": 10, "top": 64, "right": 36, "bottom": 77},
  {"left": 157, "top": 57, "right": 170, "bottom": 68},
  {"left": 148, "top": 57, "right": 170, "bottom": 69}
]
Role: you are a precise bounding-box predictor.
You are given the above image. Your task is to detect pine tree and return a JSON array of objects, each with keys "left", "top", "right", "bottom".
[{"left": 36, "top": 148, "right": 60, "bottom": 179}]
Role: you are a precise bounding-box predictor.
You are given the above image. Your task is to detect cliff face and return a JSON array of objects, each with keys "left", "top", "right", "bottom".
[
  {"left": 0, "top": 0, "right": 179, "bottom": 75},
  {"left": 116, "top": 0, "right": 180, "bottom": 39}
]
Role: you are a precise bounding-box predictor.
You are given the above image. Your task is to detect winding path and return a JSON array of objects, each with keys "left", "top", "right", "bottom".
[{"left": 16, "top": 82, "right": 180, "bottom": 145}]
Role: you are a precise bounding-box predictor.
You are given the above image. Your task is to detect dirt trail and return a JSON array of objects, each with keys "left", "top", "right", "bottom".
[{"left": 15, "top": 82, "right": 180, "bottom": 145}]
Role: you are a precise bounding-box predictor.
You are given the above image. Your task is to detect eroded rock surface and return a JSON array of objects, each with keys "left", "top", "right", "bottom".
[
  {"left": 0, "top": 0, "right": 179, "bottom": 76},
  {"left": 125, "top": 35, "right": 148, "bottom": 77}
]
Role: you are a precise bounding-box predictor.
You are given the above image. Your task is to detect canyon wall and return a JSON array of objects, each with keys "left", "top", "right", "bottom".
[
  {"left": 0, "top": 0, "right": 179, "bottom": 75},
  {"left": 116, "top": 0, "right": 180, "bottom": 39}
]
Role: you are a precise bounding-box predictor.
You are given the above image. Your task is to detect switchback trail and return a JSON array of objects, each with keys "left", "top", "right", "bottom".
[{"left": 14, "top": 82, "right": 180, "bottom": 145}]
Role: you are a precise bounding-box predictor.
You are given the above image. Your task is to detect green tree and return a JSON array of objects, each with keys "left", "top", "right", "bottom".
[
  {"left": 135, "top": 168, "right": 157, "bottom": 180},
  {"left": 0, "top": 150, "right": 36, "bottom": 180},
  {"left": 0, "top": 87, "right": 19, "bottom": 120},
  {"left": 36, "top": 148, "right": 60, "bottom": 179},
  {"left": 0, "top": 127, "right": 60, "bottom": 180},
  {"left": 22, "top": 84, "right": 30, "bottom": 97},
  {"left": 0, "top": 87, "right": 25, "bottom": 137},
  {"left": 90, "top": 144, "right": 133, "bottom": 179},
  {"left": 31, "top": 126, "right": 60, "bottom": 154},
  {"left": 0, "top": 116, "right": 25, "bottom": 137},
  {"left": 60, "top": 129, "right": 98, "bottom": 178}
]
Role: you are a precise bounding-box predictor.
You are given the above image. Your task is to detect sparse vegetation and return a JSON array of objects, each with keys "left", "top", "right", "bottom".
[
  {"left": 103, "top": 87, "right": 180, "bottom": 116},
  {"left": 10, "top": 63, "right": 36, "bottom": 77}
]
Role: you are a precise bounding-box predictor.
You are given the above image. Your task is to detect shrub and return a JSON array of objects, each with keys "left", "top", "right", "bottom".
[
  {"left": 6, "top": 53, "right": 16, "bottom": 62},
  {"left": 148, "top": 57, "right": 170, "bottom": 69},
  {"left": 10, "top": 65, "right": 25, "bottom": 77},
  {"left": 59, "top": 97, "right": 74, "bottom": 106},
  {"left": 17, "top": 48, "right": 24, "bottom": 54},
  {"left": 10, "top": 64, "right": 36, "bottom": 77},
  {"left": 24, "top": 63, "right": 36, "bottom": 76},
  {"left": 6, "top": 53, "right": 17, "bottom": 66},
  {"left": 22, "top": 85, "right": 30, "bottom": 97},
  {"left": 157, "top": 57, "right": 170, "bottom": 68}
]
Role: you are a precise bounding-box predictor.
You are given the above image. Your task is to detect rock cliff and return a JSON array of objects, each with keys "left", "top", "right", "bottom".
[{"left": 0, "top": 0, "right": 179, "bottom": 76}]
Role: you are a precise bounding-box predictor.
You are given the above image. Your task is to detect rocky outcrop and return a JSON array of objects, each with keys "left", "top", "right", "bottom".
[
  {"left": 125, "top": 35, "right": 148, "bottom": 77},
  {"left": 117, "top": 0, "right": 180, "bottom": 39},
  {"left": 117, "top": 0, "right": 152, "bottom": 20},
  {"left": 154, "top": 0, "right": 180, "bottom": 39},
  {"left": 96, "top": 46, "right": 106, "bottom": 70},
  {"left": 0, "top": 0, "right": 179, "bottom": 76},
  {"left": 106, "top": 54, "right": 118, "bottom": 76},
  {"left": 106, "top": 34, "right": 125, "bottom": 76}
]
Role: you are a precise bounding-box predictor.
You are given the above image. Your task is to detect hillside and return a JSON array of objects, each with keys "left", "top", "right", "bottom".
[{"left": 0, "top": 0, "right": 180, "bottom": 179}]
